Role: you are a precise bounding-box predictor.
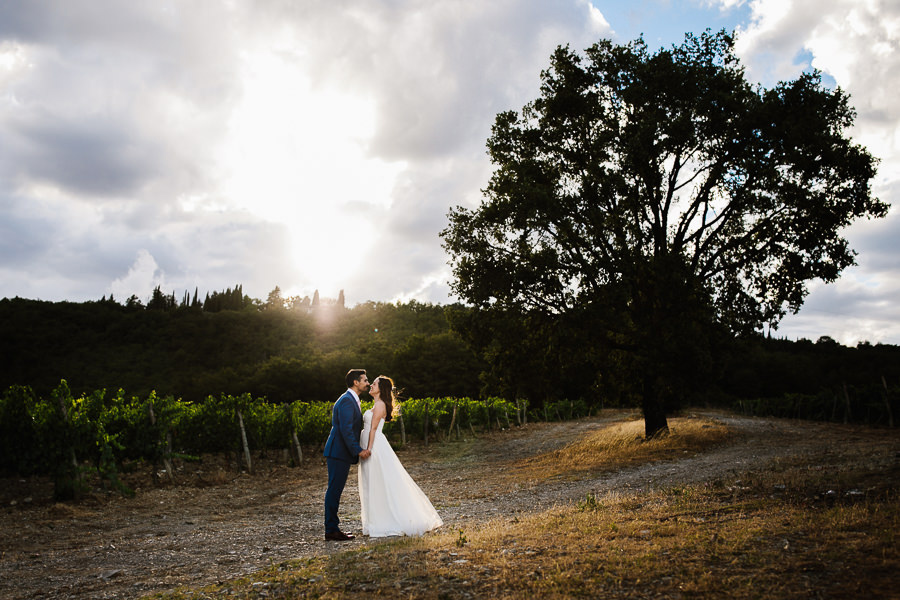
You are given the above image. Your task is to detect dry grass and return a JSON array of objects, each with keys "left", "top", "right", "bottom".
[
  {"left": 156, "top": 491, "right": 899, "bottom": 599},
  {"left": 513, "top": 415, "right": 730, "bottom": 483},
  {"left": 150, "top": 416, "right": 900, "bottom": 600}
]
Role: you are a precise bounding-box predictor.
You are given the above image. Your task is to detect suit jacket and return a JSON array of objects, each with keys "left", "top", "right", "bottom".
[{"left": 323, "top": 390, "right": 364, "bottom": 464}]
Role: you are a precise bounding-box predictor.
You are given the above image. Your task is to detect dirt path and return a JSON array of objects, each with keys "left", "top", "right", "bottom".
[{"left": 0, "top": 411, "right": 888, "bottom": 599}]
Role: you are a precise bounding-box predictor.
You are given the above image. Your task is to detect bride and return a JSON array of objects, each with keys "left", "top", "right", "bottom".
[{"left": 358, "top": 376, "right": 443, "bottom": 537}]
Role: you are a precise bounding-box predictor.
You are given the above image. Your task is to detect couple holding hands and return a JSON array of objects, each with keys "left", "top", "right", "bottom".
[{"left": 323, "top": 369, "right": 443, "bottom": 540}]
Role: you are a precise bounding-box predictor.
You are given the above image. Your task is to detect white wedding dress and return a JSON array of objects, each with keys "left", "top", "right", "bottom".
[{"left": 358, "top": 409, "right": 443, "bottom": 537}]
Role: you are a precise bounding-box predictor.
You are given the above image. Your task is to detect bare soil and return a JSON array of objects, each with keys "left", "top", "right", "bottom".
[{"left": 0, "top": 410, "right": 896, "bottom": 599}]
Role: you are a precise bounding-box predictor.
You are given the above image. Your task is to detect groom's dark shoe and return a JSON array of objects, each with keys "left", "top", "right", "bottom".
[{"left": 325, "top": 530, "right": 355, "bottom": 541}]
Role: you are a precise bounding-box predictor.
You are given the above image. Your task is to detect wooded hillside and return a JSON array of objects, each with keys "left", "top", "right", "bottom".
[{"left": 1, "top": 290, "right": 898, "bottom": 425}]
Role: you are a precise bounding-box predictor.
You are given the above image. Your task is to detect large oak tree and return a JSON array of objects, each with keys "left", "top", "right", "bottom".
[{"left": 441, "top": 31, "right": 887, "bottom": 437}]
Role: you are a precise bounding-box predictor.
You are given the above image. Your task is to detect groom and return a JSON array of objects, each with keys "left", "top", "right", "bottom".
[{"left": 323, "top": 369, "right": 371, "bottom": 541}]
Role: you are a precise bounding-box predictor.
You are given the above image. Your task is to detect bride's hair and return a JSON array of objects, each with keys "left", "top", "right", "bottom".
[{"left": 374, "top": 376, "right": 395, "bottom": 422}]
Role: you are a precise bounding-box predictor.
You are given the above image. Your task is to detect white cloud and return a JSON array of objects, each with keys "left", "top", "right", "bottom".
[
  {"left": 583, "top": 1, "right": 612, "bottom": 33},
  {"left": 734, "top": 0, "right": 900, "bottom": 174},
  {"left": 108, "top": 249, "right": 166, "bottom": 302},
  {"left": 730, "top": 0, "right": 900, "bottom": 343}
]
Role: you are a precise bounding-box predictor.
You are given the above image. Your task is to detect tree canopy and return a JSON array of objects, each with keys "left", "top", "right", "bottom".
[{"left": 441, "top": 30, "right": 887, "bottom": 436}]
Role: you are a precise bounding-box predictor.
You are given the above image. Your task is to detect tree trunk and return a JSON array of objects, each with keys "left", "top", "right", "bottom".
[{"left": 642, "top": 376, "right": 669, "bottom": 439}]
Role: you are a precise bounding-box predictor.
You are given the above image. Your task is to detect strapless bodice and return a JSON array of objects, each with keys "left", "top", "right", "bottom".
[{"left": 363, "top": 409, "right": 384, "bottom": 433}]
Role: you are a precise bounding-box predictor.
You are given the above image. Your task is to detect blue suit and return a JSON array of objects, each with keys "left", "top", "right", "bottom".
[{"left": 323, "top": 390, "right": 363, "bottom": 533}]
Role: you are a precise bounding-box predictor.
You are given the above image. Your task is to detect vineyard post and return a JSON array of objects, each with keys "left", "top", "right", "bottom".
[
  {"left": 237, "top": 409, "right": 254, "bottom": 474},
  {"left": 424, "top": 399, "right": 429, "bottom": 448},
  {"left": 55, "top": 389, "right": 80, "bottom": 475},
  {"left": 515, "top": 400, "right": 522, "bottom": 426},
  {"left": 148, "top": 400, "right": 175, "bottom": 482},
  {"left": 398, "top": 406, "right": 407, "bottom": 446},
  {"left": 448, "top": 401, "right": 458, "bottom": 440},
  {"left": 292, "top": 430, "right": 303, "bottom": 465},
  {"left": 166, "top": 431, "right": 174, "bottom": 474}
]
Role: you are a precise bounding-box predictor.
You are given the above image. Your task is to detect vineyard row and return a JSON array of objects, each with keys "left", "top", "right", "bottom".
[{"left": 0, "top": 381, "right": 593, "bottom": 499}]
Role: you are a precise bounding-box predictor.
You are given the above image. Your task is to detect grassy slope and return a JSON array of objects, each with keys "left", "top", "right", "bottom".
[{"left": 149, "top": 416, "right": 900, "bottom": 599}]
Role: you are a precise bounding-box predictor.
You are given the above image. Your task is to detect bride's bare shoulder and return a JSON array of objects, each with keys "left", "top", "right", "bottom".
[{"left": 373, "top": 400, "right": 387, "bottom": 416}]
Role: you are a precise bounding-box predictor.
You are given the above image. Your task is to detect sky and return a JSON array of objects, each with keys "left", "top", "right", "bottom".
[{"left": 0, "top": 0, "right": 897, "bottom": 345}]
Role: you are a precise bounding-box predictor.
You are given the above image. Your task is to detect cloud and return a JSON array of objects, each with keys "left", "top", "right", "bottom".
[
  {"left": 108, "top": 249, "right": 165, "bottom": 301},
  {"left": 0, "top": 192, "right": 60, "bottom": 269},
  {"left": 733, "top": 0, "right": 900, "bottom": 174},
  {"left": 776, "top": 269, "right": 900, "bottom": 345},
  {"left": 233, "top": 0, "right": 611, "bottom": 161},
  {"left": 229, "top": 0, "right": 612, "bottom": 303},
  {"left": 0, "top": 1, "right": 286, "bottom": 303},
  {"left": 0, "top": 2, "right": 239, "bottom": 202},
  {"left": 342, "top": 158, "right": 479, "bottom": 305},
  {"left": 729, "top": 0, "right": 900, "bottom": 343},
  {"left": 3, "top": 111, "right": 167, "bottom": 197},
  {"left": 0, "top": 0, "right": 895, "bottom": 345}
]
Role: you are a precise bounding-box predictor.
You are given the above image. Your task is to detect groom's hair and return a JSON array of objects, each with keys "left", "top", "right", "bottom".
[{"left": 346, "top": 369, "right": 367, "bottom": 388}]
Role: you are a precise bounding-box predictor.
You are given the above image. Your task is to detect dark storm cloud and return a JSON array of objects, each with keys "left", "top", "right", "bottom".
[
  {"left": 3, "top": 111, "right": 166, "bottom": 197},
  {"left": 0, "top": 195, "right": 57, "bottom": 267}
]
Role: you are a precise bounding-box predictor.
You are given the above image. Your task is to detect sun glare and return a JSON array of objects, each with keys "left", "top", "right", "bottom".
[{"left": 218, "top": 48, "right": 405, "bottom": 297}]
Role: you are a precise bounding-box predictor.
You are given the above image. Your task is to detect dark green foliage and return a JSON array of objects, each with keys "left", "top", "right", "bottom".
[
  {"left": 0, "top": 296, "right": 482, "bottom": 403},
  {"left": 718, "top": 335, "right": 900, "bottom": 424},
  {"left": 392, "top": 332, "right": 485, "bottom": 399},
  {"left": 0, "top": 385, "right": 40, "bottom": 475}
]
